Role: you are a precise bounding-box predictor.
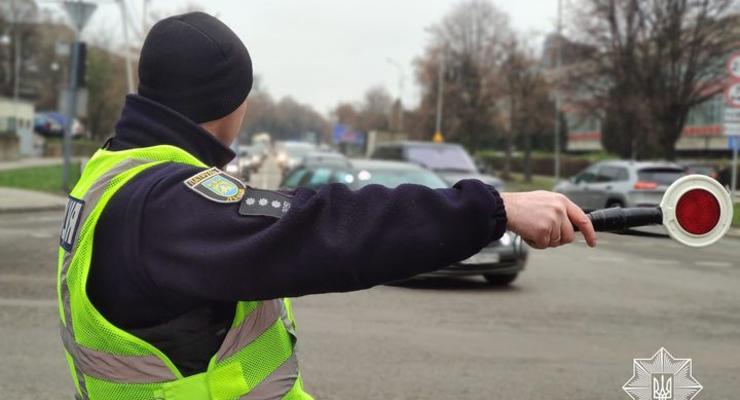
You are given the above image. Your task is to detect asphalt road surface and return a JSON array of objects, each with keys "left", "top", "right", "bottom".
[{"left": 1, "top": 161, "right": 738, "bottom": 399}]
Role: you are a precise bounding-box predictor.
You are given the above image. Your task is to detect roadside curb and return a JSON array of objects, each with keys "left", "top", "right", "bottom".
[
  {"left": 0, "top": 204, "right": 67, "bottom": 215},
  {"left": 0, "top": 187, "right": 68, "bottom": 215},
  {"left": 0, "top": 205, "right": 66, "bottom": 214}
]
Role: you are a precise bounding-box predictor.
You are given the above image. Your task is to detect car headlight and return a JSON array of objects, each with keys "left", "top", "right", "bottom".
[
  {"left": 499, "top": 232, "right": 512, "bottom": 246},
  {"left": 225, "top": 164, "right": 239, "bottom": 174}
]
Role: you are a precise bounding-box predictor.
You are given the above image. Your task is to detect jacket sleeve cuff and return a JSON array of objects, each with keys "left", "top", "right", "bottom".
[{"left": 486, "top": 186, "right": 508, "bottom": 242}]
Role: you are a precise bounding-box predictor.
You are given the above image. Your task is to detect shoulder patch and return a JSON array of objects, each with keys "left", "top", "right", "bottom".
[
  {"left": 60, "top": 196, "right": 85, "bottom": 252},
  {"left": 239, "top": 188, "right": 293, "bottom": 219},
  {"left": 184, "top": 167, "right": 245, "bottom": 203}
]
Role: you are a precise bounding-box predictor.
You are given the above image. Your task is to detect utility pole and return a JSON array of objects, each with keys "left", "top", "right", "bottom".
[
  {"left": 118, "top": 0, "right": 136, "bottom": 93},
  {"left": 62, "top": 1, "right": 97, "bottom": 191},
  {"left": 553, "top": 0, "right": 563, "bottom": 182},
  {"left": 434, "top": 46, "right": 446, "bottom": 140}
]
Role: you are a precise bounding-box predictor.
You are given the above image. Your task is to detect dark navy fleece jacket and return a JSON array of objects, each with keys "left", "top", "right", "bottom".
[{"left": 88, "top": 95, "right": 507, "bottom": 374}]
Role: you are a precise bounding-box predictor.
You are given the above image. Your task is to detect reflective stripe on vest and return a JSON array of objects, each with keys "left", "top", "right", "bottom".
[{"left": 57, "top": 146, "right": 312, "bottom": 400}]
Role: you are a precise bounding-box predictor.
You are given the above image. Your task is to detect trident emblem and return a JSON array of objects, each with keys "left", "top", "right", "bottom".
[
  {"left": 652, "top": 374, "right": 673, "bottom": 400},
  {"left": 623, "top": 348, "right": 702, "bottom": 400}
]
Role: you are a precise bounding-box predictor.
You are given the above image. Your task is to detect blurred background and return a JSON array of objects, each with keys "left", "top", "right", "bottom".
[{"left": 1, "top": 0, "right": 740, "bottom": 399}]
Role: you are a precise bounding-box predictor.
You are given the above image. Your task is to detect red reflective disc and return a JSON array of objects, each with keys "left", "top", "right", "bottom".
[{"left": 675, "top": 189, "right": 721, "bottom": 235}]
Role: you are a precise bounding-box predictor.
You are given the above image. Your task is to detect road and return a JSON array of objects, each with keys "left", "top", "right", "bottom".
[{"left": 0, "top": 161, "right": 738, "bottom": 399}]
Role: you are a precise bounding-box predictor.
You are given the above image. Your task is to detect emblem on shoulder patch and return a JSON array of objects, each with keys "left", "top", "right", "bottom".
[{"left": 184, "top": 167, "right": 245, "bottom": 203}]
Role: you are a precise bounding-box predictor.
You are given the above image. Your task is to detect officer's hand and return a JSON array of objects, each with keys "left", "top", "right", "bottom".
[{"left": 501, "top": 191, "right": 597, "bottom": 249}]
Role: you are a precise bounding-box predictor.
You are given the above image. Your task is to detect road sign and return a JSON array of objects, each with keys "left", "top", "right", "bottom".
[
  {"left": 725, "top": 53, "right": 740, "bottom": 137},
  {"left": 728, "top": 52, "right": 740, "bottom": 80},
  {"left": 62, "top": 1, "right": 97, "bottom": 32},
  {"left": 725, "top": 82, "right": 740, "bottom": 108},
  {"left": 432, "top": 131, "right": 444, "bottom": 143},
  {"left": 729, "top": 136, "right": 740, "bottom": 150}
]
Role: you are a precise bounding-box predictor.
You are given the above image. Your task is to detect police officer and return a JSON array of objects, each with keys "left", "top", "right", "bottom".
[{"left": 57, "top": 12, "right": 596, "bottom": 400}]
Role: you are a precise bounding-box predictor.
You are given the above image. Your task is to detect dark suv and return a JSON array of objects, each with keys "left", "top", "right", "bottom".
[{"left": 370, "top": 141, "right": 503, "bottom": 189}]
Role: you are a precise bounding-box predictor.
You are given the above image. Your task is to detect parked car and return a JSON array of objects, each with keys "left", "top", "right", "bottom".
[
  {"left": 33, "top": 112, "right": 84, "bottom": 138},
  {"left": 370, "top": 141, "right": 504, "bottom": 190},
  {"left": 280, "top": 158, "right": 528, "bottom": 286},
  {"left": 275, "top": 141, "right": 317, "bottom": 175},
  {"left": 554, "top": 160, "right": 685, "bottom": 211}
]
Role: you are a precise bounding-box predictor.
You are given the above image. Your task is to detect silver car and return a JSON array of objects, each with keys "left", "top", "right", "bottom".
[
  {"left": 280, "top": 159, "right": 529, "bottom": 286},
  {"left": 554, "top": 160, "right": 685, "bottom": 211}
]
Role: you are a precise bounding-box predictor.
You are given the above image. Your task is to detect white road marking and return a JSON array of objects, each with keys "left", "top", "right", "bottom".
[
  {"left": 694, "top": 261, "right": 734, "bottom": 268},
  {"left": 587, "top": 256, "right": 625, "bottom": 262},
  {"left": 17, "top": 215, "right": 62, "bottom": 223},
  {"left": 640, "top": 258, "right": 679, "bottom": 265},
  {"left": 29, "top": 232, "right": 54, "bottom": 239}
]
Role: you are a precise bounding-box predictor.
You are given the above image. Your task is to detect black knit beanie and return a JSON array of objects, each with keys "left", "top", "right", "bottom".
[{"left": 138, "top": 12, "right": 253, "bottom": 123}]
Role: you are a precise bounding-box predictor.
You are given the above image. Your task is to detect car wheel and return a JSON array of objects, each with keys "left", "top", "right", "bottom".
[{"left": 483, "top": 273, "right": 518, "bottom": 286}]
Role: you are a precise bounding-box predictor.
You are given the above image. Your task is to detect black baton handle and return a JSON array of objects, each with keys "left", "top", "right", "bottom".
[{"left": 574, "top": 207, "right": 664, "bottom": 232}]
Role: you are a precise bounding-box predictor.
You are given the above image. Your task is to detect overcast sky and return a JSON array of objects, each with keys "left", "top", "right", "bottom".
[{"left": 70, "top": 0, "right": 559, "bottom": 115}]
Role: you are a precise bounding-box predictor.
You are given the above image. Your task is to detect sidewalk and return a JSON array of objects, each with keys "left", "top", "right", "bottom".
[{"left": 0, "top": 187, "right": 67, "bottom": 214}]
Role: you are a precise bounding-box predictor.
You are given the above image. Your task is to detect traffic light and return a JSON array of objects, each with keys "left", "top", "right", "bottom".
[{"left": 74, "top": 41, "right": 87, "bottom": 87}]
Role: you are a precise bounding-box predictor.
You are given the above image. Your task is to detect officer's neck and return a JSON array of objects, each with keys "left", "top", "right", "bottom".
[{"left": 111, "top": 95, "right": 235, "bottom": 168}]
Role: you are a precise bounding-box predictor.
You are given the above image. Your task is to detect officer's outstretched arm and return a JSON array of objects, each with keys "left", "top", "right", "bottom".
[{"left": 139, "top": 165, "right": 506, "bottom": 301}]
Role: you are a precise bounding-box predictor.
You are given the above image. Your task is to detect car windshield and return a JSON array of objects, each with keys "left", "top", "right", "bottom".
[
  {"left": 638, "top": 168, "right": 685, "bottom": 185},
  {"left": 354, "top": 168, "right": 448, "bottom": 189},
  {"left": 406, "top": 146, "right": 476, "bottom": 172}
]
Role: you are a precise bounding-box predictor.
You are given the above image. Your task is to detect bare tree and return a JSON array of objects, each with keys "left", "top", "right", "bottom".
[
  {"left": 356, "top": 85, "right": 393, "bottom": 132},
  {"left": 500, "top": 36, "right": 552, "bottom": 182},
  {"left": 572, "top": 0, "right": 738, "bottom": 159},
  {"left": 242, "top": 85, "right": 330, "bottom": 142},
  {"left": 85, "top": 45, "right": 128, "bottom": 139},
  {"left": 0, "top": 0, "right": 40, "bottom": 99},
  {"left": 414, "top": 0, "right": 512, "bottom": 150},
  {"left": 331, "top": 102, "right": 358, "bottom": 127}
]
